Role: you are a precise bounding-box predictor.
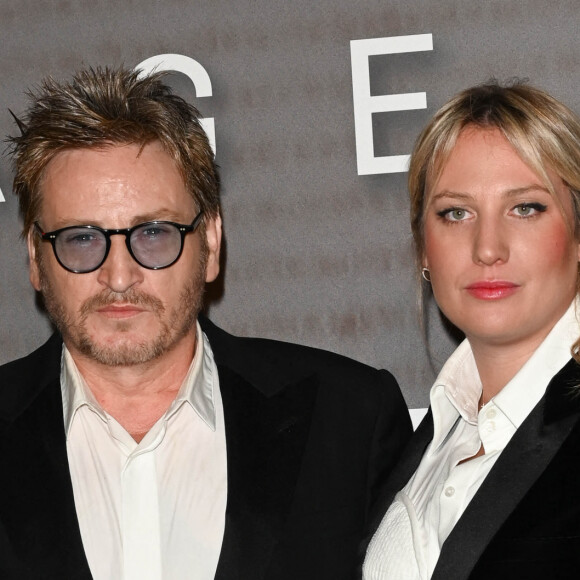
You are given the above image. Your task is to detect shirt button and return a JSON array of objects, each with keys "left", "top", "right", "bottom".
[
  {"left": 444, "top": 486, "right": 455, "bottom": 497},
  {"left": 487, "top": 408, "right": 497, "bottom": 419}
]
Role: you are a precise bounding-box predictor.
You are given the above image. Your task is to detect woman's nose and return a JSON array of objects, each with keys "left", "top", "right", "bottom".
[{"left": 472, "top": 218, "right": 509, "bottom": 266}]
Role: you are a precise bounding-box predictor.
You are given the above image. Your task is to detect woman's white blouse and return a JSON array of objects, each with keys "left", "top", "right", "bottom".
[{"left": 363, "top": 299, "right": 579, "bottom": 580}]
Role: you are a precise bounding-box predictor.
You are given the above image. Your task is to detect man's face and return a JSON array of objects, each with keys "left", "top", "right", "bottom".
[{"left": 28, "top": 142, "right": 221, "bottom": 367}]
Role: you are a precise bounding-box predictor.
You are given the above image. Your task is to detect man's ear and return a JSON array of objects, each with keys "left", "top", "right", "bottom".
[
  {"left": 27, "top": 230, "right": 42, "bottom": 291},
  {"left": 204, "top": 214, "right": 222, "bottom": 283}
]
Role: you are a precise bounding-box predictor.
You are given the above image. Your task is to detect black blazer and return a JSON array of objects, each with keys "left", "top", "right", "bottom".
[
  {"left": 360, "top": 358, "right": 580, "bottom": 580},
  {"left": 0, "top": 317, "right": 412, "bottom": 579}
]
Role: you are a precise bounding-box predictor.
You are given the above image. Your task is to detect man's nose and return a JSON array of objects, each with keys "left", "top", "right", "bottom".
[{"left": 96, "top": 235, "right": 144, "bottom": 292}]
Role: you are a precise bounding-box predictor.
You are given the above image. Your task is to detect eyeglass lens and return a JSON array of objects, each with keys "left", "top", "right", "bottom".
[{"left": 55, "top": 222, "right": 184, "bottom": 272}]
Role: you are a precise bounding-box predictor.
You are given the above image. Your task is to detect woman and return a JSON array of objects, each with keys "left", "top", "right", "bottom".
[{"left": 362, "top": 82, "right": 580, "bottom": 580}]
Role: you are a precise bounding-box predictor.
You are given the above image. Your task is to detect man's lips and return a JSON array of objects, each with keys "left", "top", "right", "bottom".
[
  {"left": 465, "top": 281, "right": 520, "bottom": 300},
  {"left": 95, "top": 304, "right": 147, "bottom": 318}
]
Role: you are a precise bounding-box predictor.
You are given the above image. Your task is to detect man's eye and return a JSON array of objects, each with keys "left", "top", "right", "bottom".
[
  {"left": 62, "top": 231, "right": 100, "bottom": 245},
  {"left": 140, "top": 226, "right": 171, "bottom": 239}
]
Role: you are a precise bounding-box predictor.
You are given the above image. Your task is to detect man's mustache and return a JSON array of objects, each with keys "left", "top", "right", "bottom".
[{"left": 80, "top": 289, "right": 165, "bottom": 316}]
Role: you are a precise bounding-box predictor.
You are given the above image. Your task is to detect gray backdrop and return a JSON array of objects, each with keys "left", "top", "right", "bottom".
[{"left": 1, "top": 0, "right": 579, "bottom": 413}]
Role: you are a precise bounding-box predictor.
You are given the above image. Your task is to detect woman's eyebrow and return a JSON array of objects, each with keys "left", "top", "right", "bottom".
[
  {"left": 429, "top": 184, "right": 551, "bottom": 203},
  {"left": 501, "top": 184, "right": 552, "bottom": 198},
  {"left": 428, "top": 191, "right": 472, "bottom": 203}
]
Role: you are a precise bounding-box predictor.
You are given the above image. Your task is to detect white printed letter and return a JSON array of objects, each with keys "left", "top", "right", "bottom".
[
  {"left": 136, "top": 54, "right": 216, "bottom": 154},
  {"left": 350, "top": 34, "right": 433, "bottom": 175}
]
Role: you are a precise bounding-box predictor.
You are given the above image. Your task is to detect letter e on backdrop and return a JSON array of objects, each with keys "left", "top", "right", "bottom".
[{"left": 351, "top": 34, "right": 433, "bottom": 175}]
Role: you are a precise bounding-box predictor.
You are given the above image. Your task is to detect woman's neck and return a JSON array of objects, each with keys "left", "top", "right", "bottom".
[{"left": 470, "top": 337, "right": 545, "bottom": 402}]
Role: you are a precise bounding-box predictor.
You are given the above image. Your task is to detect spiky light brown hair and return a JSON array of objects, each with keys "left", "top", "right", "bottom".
[{"left": 8, "top": 66, "right": 220, "bottom": 237}]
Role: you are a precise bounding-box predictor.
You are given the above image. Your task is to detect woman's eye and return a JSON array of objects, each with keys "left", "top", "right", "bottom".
[
  {"left": 437, "top": 208, "right": 469, "bottom": 222},
  {"left": 450, "top": 209, "right": 466, "bottom": 221},
  {"left": 513, "top": 202, "right": 547, "bottom": 217}
]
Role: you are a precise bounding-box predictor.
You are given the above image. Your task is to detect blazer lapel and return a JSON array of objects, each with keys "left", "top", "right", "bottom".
[
  {"left": 213, "top": 363, "right": 319, "bottom": 580},
  {"left": 365, "top": 410, "right": 434, "bottom": 541},
  {"left": 356, "top": 410, "right": 434, "bottom": 578},
  {"left": 433, "top": 359, "right": 580, "bottom": 580}
]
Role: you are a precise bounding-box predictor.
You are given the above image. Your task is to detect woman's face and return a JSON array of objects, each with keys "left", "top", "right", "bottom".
[{"left": 423, "top": 126, "right": 580, "bottom": 353}]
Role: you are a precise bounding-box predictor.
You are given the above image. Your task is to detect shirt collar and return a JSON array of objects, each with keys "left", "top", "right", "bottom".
[
  {"left": 61, "top": 320, "right": 218, "bottom": 437},
  {"left": 429, "top": 297, "right": 579, "bottom": 450},
  {"left": 430, "top": 339, "right": 481, "bottom": 450},
  {"left": 493, "top": 297, "right": 580, "bottom": 428}
]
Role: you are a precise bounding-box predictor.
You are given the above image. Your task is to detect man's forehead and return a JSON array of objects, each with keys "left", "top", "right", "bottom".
[
  {"left": 44, "top": 140, "right": 172, "bottom": 170},
  {"left": 38, "top": 142, "right": 194, "bottom": 227}
]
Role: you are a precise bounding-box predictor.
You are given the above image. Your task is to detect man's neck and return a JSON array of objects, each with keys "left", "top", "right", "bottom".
[{"left": 66, "top": 334, "right": 197, "bottom": 442}]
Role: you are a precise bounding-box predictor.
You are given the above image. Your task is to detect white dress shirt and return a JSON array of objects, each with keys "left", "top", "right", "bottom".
[
  {"left": 364, "top": 299, "right": 580, "bottom": 580},
  {"left": 62, "top": 322, "right": 227, "bottom": 580}
]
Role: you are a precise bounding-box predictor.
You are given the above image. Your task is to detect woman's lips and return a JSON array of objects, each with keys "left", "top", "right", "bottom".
[{"left": 465, "top": 281, "right": 520, "bottom": 300}]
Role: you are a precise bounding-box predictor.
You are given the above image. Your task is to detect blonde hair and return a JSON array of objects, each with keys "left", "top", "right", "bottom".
[{"left": 408, "top": 81, "right": 580, "bottom": 359}]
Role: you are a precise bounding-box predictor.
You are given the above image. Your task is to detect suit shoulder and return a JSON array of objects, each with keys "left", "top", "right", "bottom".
[
  {"left": 201, "top": 316, "right": 401, "bottom": 401},
  {"left": 1, "top": 334, "right": 61, "bottom": 376},
  {"left": 0, "top": 334, "right": 62, "bottom": 417},
  {"left": 248, "top": 335, "right": 394, "bottom": 379}
]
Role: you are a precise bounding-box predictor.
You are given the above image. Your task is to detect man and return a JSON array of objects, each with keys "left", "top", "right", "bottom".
[{"left": 1, "top": 66, "right": 412, "bottom": 580}]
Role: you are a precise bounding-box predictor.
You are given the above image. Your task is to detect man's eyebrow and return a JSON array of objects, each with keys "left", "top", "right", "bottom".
[
  {"left": 130, "top": 210, "right": 184, "bottom": 224},
  {"left": 47, "top": 210, "right": 186, "bottom": 229}
]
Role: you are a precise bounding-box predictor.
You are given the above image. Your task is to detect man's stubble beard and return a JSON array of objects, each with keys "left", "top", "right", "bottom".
[{"left": 37, "top": 248, "right": 207, "bottom": 367}]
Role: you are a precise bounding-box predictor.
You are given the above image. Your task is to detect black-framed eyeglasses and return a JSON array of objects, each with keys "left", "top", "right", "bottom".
[{"left": 35, "top": 211, "right": 204, "bottom": 273}]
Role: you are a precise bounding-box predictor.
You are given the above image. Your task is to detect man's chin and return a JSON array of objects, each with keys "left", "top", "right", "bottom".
[{"left": 74, "top": 334, "right": 167, "bottom": 367}]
